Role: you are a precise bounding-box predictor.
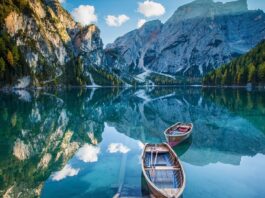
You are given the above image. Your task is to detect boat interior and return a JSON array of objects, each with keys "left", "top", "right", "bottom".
[
  {"left": 143, "top": 145, "right": 183, "bottom": 191},
  {"left": 166, "top": 123, "right": 192, "bottom": 135}
]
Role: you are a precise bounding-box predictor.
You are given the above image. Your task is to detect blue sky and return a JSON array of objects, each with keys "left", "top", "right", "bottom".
[{"left": 60, "top": 0, "right": 265, "bottom": 45}]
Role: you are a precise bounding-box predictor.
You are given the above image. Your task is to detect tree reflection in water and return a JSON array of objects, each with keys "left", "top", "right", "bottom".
[{"left": 0, "top": 87, "right": 265, "bottom": 197}]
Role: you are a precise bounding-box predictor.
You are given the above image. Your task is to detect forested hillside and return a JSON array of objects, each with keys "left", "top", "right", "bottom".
[
  {"left": 0, "top": 0, "right": 31, "bottom": 85},
  {"left": 0, "top": 0, "right": 122, "bottom": 88},
  {"left": 203, "top": 40, "right": 265, "bottom": 86}
]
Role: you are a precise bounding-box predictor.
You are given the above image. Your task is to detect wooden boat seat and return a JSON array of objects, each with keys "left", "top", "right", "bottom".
[
  {"left": 145, "top": 147, "right": 168, "bottom": 153},
  {"left": 144, "top": 166, "right": 180, "bottom": 171},
  {"left": 162, "top": 188, "right": 180, "bottom": 197},
  {"left": 152, "top": 178, "right": 174, "bottom": 183},
  {"left": 144, "top": 163, "right": 168, "bottom": 167}
]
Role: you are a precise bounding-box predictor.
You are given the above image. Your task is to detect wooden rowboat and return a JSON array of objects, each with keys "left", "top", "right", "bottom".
[
  {"left": 141, "top": 143, "right": 185, "bottom": 198},
  {"left": 164, "top": 122, "right": 193, "bottom": 147}
]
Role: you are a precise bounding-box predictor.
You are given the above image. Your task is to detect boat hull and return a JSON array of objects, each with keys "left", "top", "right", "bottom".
[
  {"left": 141, "top": 143, "right": 185, "bottom": 198},
  {"left": 165, "top": 132, "right": 191, "bottom": 147},
  {"left": 146, "top": 181, "right": 167, "bottom": 198},
  {"left": 164, "top": 122, "right": 193, "bottom": 147}
]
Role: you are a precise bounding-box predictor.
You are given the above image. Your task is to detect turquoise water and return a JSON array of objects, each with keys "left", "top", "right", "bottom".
[{"left": 0, "top": 87, "right": 265, "bottom": 197}]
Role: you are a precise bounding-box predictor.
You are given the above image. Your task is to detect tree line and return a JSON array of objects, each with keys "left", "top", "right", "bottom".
[
  {"left": 0, "top": 31, "right": 30, "bottom": 86},
  {"left": 203, "top": 40, "right": 265, "bottom": 86}
]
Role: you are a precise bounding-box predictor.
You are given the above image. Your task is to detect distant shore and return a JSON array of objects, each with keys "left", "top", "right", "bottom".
[
  {"left": 202, "top": 84, "right": 265, "bottom": 89},
  {"left": 2, "top": 84, "right": 265, "bottom": 92}
]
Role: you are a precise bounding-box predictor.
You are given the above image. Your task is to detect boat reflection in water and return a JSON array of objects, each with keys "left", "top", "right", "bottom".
[{"left": 0, "top": 87, "right": 265, "bottom": 197}]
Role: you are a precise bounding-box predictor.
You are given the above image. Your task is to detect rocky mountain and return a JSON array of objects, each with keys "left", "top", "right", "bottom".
[
  {"left": 106, "top": 0, "right": 265, "bottom": 81},
  {"left": 0, "top": 0, "right": 121, "bottom": 88},
  {"left": 1, "top": 0, "right": 265, "bottom": 87}
]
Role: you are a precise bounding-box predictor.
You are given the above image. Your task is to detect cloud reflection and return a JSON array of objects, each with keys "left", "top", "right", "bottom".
[
  {"left": 107, "top": 143, "right": 130, "bottom": 154},
  {"left": 51, "top": 164, "right": 79, "bottom": 181},
  {"left": 76, "top": 144, "right": 100, "bottom": 163}
]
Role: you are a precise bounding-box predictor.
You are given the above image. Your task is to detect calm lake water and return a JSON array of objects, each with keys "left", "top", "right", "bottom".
[{"left": 0, "top": 87, "right": 265, "bottom": 198}]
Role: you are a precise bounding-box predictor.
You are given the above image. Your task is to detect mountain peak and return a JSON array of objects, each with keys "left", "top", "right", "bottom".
[
  {"left": 192, "top": 0, "right": 247, "bottom": 8},
  {"left": 105, "top": 0, "right": 265, "bottom": 79},
  {"left": 140, "top": 20, "right": 162, "bottom": 31},
  {"left": 221, "top": 0, "right": 248, "bottom": 13},
  {"left": 194, "top": 0, "right": 213, "bottom": 3},
  {"left": 171, "top": 0, "right": 248, "bottom": 22}
]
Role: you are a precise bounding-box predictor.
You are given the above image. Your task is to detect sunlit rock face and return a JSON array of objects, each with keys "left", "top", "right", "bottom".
[
  {"left": 74, "top": 25, "right": 105, "bottom": 69},
  {"left": 45, "top": 0, "right": 76, "bottom": 31},
  {"left": 55, "top": 131, "right": 80, "bottom": 162},
  {"left": 88, "top": 132, "right": 98, "bottom": 145},
  {"left": 106, "top": 0, "right": 265, "bottom": 77},
  {"left": 38, "top": 153, "right": 52, "bottom": 169},
  {"left": 13, "top": 139, "right": 31, "bottom": 160},
  {"left": 2, "top": 0, "right": 105, "bottom": 87}
]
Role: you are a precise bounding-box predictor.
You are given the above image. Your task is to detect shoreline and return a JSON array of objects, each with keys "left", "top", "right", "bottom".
[
  {"left": 202, "top": 85, "right": 265, "bottom": 89},
  {"left": 1, "top": 84, "right": 201, "bottom": 91},
  {"left": 1, "top": 84, "right": 265, "bottom": 92}
]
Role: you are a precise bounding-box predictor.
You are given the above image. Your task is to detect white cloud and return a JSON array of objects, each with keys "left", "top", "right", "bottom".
[
  {"left": 76, "top": 144, "right": 100, "bottom": 163},
  {"left": 138, "top": 0, "right": 165, "bottom": 18},
  {"left": 137, "top": 19, "right": 146, "bottom": 28},
  {"left": 51, "top": 165, "right": 79, "bottom": 181},
  {"left": 71, "top": 5, "right": 97, "bottom": 26},
  {"left": 107, "top": 143, "right": 130, "bottom": 154},
  {"left": 58, "top": 0, "right": 65, "bottom": 3},
  {"left": 106, "top": 14, "right": 130, "bottom": 27}
]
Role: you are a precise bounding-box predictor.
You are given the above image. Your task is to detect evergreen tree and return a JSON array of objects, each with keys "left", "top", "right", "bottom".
[
  {"left": 258, "top": 63, "right": 265, "bottom": 83},
  {"left": 7, "top": 50, "right": 14, "bottom": 66},
  {"left": 12, "top": 46, "right": 20, "bottom": 64},
  {"left": 0, "top": 38, "right": 6, "bottom": 56},
  {"left": 0, "top": 57, "right": 5, "bottom": 75},
  {"left": 221, "top": 69, "right": 228, "bottom": 85},
  {"left": 237, "top": 67, "right": 247, "bottom": 84},
  {"left": 247, "top": 63, "right": 256, "bottom": 83},
  {"left": 14, "top": 0, "right": 28, "bottom": 10}
]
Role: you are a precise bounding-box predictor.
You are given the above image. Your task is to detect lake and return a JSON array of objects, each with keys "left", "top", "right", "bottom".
[{"left": 0, "top": 87, "right": 265, "bottom": 198}]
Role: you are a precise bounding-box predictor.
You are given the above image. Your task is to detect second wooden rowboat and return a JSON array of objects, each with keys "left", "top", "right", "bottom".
[{"left": 164, "top": 122, "right": 193, "bottom": 147}]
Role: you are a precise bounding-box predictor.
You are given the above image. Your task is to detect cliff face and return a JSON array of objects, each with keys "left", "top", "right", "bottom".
[
  {"left": 105, "top": 20, "right": 163, "bottom": 75},
  {"left": 106, "top": 0, "right": 265, "bottom": 79},
  {"left": 0, "top": 0, "right": 107, "bottom": 87},
  {"left": 1, "top": 0, "right": 264, "bottom": 87}
]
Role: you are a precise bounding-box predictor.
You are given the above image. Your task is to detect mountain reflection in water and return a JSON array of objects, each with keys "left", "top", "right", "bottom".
[{"left": 0, "top": 87, "right": 265, "bottom": 198}]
